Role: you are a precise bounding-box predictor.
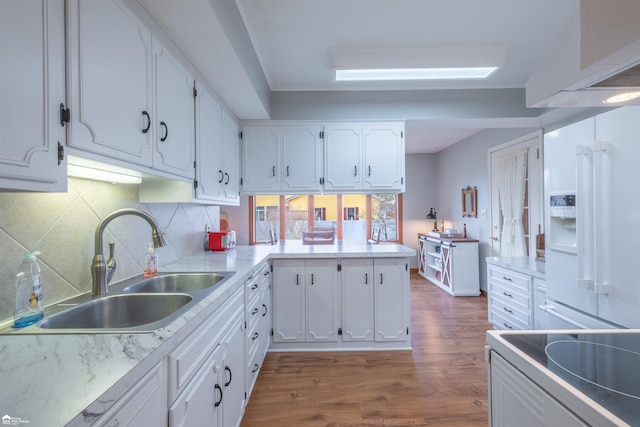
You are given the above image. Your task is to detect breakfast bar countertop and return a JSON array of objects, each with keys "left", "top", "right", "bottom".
[{"left": 0, "top": 242, "right": 415, "bottom": 427}]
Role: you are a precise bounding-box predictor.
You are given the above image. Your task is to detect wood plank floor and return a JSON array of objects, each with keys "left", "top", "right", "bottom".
[{"left": 241, "top": 271, "right": 493, "bottom": 427}]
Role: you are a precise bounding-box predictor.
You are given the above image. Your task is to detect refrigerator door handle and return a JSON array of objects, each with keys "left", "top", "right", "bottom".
[
  {"left": 545, "top": 305, "right": 590, "bottom": 329},
  {"left": 592, "top": 140, "right": 612, "bottom": 295},
  {"left": 576, "top": 144, "right": 594, "bottom": 290}
]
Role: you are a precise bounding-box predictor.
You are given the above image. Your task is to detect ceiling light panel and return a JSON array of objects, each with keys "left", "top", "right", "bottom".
[{"left": 335, "top": 67, "right": 499, "bottom": 81}]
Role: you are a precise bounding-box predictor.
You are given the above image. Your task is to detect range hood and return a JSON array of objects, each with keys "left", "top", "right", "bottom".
[{"left": 526, "top": 1, "right": 640, "bottom": 107}]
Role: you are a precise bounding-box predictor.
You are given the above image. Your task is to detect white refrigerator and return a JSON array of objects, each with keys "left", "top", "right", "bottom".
[{"left": 544, "top": 106, "right": 640, "bottom": 329}]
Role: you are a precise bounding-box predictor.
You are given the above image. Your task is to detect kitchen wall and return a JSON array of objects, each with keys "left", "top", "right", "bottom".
[{"left": 0, "top": 178, "right": 219, "bottom": 323}]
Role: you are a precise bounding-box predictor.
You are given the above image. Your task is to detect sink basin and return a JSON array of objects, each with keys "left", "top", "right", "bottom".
[
  {"left": 38, "top": 293, "right": 193, "bottom": 330},
  {"left": 122, "top": 272, "right": 233, "bottom": 294}
]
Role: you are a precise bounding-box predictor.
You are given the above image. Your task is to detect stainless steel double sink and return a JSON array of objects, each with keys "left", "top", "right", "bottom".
[{"left": 0, "top": 272, "right": 236, "bottom": 334}]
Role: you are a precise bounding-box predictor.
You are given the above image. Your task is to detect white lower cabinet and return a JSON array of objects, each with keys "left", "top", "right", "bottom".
[
  {"left": 168, "top": 287, "right": 245, "bottom": 427},
  {"left": 245, "top": 263, "right": 271, "bottom": 397},
  {"left": 489, "top": 352, "right": 587, "bottom": 427},
  {"left": 487, "top": 264, "right": 533, "bottom": 330},
  {"left": 272, "top": 259, "right": 339, "bottom": 343},
  {"left": 273, "top": 257, "right": 410, "bottom": 350},
  {"left": 341, "top": 258, "right": 410, "bottom": 343},
  {"left": 95, "top": 361, "right": 167, "bottom": 427}
]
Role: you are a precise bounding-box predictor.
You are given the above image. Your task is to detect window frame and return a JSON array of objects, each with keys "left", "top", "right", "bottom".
[{"left": 249, "top": 193, "right": 403, "bottom": 244}]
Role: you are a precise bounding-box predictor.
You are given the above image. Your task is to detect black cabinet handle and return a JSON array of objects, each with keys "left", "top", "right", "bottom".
[
  {"left": 251, "top": 307, "right": 259, "bottom": 315},
  {"left": 251, "top": 283, "right": 258, "bottom": 290},
  {"left": 142, "top": 111, "right": 150, "bottom": 134},
  {"left": 224, "top": 366, "right": 232, "bottom": 387},
  {"left": 503, "top": 291, "right": 513, "bottom": 298},
  {"left": 214, "top": 384, "right": 223, "bottom": 407},
  {"left": 502, "top": 276, "right": 512, "bottom": 282},
  {"left": 503, "top": 307, "right": 513, "bottom": 314},
  {"left": 262, "top": 303, "right": 267, "bottom": 316},
  {"left": 311, "top": 273, "right": 315, "bottom": 285},
  {"left": 160, "top": 121, "right": 168, "bottom": 141},
  {"left": 503, "top": 323, "right": 513, "bottom": 330},
  {"left": 296, "top": 274, "right": 299, "bottom": 285},
  {"left": 252, "top": 332, "right": 259, "bottom": 340},
  {"left": 286, "top": 166, "right": 290, "bottom": 177},
  {"left": 354, "top": 165, "right": 358, "bottom": 177},
  {"left": 272, "top": 166, "right": 276, "bottom": 177},
  {"left": 252, "top": 363, "right": 259, "bottom": 373},
  {"left": 380, "top": 273, "right": 383, "bottom": 284},
  {"left": 368, "top": 165, "right": 371, "bottom": 176},
  {"left": 365, "top": 273, "right": 368, "bottom": 285},
  {"left": 225, "top": 172, "right": 230, "bottom": 184},
  {"left": 218, "top": 170, "right": 224, "bottom": 183}
]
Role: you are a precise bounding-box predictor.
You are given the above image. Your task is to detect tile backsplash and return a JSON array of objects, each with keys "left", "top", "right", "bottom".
[{"left": 0, "top": 178, "right": 220, "bottom": 322}]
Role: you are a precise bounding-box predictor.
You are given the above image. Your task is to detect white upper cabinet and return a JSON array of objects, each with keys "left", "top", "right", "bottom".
[
  {"left": 243, "top": 121, "right": 405, "bottom": 194},
  {"left": 220, "top": 109, "right": 240, "bottom": 204},
  {"left": 363, "top": 123, "right": 405, "bottom": 192},
  {"left": 241, "top": 126, "right": 281, "bottom": 193},
  {"left": 281, "top": 126, "right": 324, "bottom": 193},
  {"left": 242, "top": 124, "right": 324, "bottom": 194},
  {"left": 323, "top": 124, "right": 363, "bottom": 191},
  {"left": 153, "top": 42, "right": 195, "bottom": 179},
  {"left": 67, "top": 0, "right": 196, "bottom": 181},
  {"left": 324, "top": 122, "right": 405, "bottom": 193},
  {"left": 67, "top": 0, "right": 153, "bottom": 166},
  {"left": 0, "top": 0, "right": 67, "bottom": 191}
]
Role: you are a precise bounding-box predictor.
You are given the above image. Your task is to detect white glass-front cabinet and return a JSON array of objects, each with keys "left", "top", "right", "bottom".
[
  {"left": 0, "top": 0, "right": 67, "bottom": 191},
  {"left": 272, "top": 259, "right": 340, "bottom": 343},
  {"left": 241, "top": 124, "right": 323, "bottom": 194}
]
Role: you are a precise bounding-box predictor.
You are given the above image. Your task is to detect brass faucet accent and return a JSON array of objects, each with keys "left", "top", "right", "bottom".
[{"left": 91, "top": 209, "right": 168, "bottom": 296}]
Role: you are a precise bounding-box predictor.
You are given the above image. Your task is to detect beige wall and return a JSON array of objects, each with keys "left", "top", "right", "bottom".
[{"left": 0, "top": 178, "right": 219, "bottom": 322}]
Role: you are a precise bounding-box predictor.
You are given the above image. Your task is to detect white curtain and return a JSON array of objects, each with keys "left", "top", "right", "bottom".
[{"left": 497, "top": 148, "right": 528, "bottom": 256}]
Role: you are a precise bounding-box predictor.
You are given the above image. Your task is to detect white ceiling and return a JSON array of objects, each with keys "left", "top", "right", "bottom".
[{"left": 139, "top": 0, "right": 592, "bottom": 153}]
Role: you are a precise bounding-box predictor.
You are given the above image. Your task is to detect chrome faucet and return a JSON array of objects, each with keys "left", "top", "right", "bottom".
[{"left": 91, "top": 208, "right": 168, "bottom": 296}]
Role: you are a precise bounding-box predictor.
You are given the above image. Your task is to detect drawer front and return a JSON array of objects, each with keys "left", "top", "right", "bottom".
[
  {"left": 490, "top": 280, "right": 531, "bottom": 312},
  {"left": 489, "top": 296, "right": 531, "bottom": 329},
  {"left": 490, "top": 307, "right": 529, "bottom": 330},
  {"left": 168, "top": 287, "right": 243, "bottom": 401},
  {"left": 488, "top": 265, "right": 531, "bottom": 293},
  {"left": 247, "top": 342, "right": 262, "bottom": 393}
]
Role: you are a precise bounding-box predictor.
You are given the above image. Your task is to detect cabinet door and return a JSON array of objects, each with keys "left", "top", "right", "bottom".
[
  {"left": 281, "top": 126, "right": 324, "bottom": 193},
  {"left": 154, "top": 42, "right": 195, "bottom": 179},
  {"left": 272, "top": 260, "right": 305, "bottom": 343},
  {"left": 341, "top": 259, "right": 374, "bottom": 342},
  {"left": 490, "top": 353, "right": 587, "bottom": 427},
  {"left": 258, "top": 272, "right": 272, "bottom": 358},
  {"left": 95, "top": 362, "right": 166, "bottom": 427},
  {"left": 0, "top": 0, "right": 67, "bottom": 191},
  {"left": 374, "top": 259, "right": 409, "bottom": 342},
  {"left": 67, "top": 0, "right": 153, "bottom": 165},
  {"left": 363, "top": 123, "right": 405, "bottom": 191},
  {"left": 241, "top": 126, "right": 280, "bottom": 193},
  {"left": 195, "top": 86, "right": 224, "bottom": 201},
  {"left": 221, "top": 109, "right": 240, "bottom": 204},
  {"left": 323, "top": 124, "right": 362, "bottom": 191},
  {"left": 169, "top": 345, "right": 224, "bottom": 427},
  {"left": 221, "top": 314, "right": 246, "bottom": 427},
  {"left": 306, "top": 260, "right": 340, "bottom": 342}
]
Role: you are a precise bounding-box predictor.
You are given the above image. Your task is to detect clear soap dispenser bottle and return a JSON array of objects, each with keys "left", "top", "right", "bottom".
[
  {"left": 14, "top": 251, "right": 44, "bottom": 328},
  {"left": 144, "top": 242, "right": 159, "bottom": 278}
]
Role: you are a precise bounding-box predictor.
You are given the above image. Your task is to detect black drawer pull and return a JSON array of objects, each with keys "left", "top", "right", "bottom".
[
  {"left": 502, "top": 276, "right": 512, "bottom": 281},
  {"left": 251, "top": 307, "right": 259, "bottom": 315},
  {"left": 503, "top": 307, "right": 513, "bottom": 314},
  {"left": 252, "top": 363, "right": 259, "bottom": 373},
  {"left": 252, "top": 332, "right": 259, "bottom": 340},
  {"left": 503, "top": 291, "right": 513, "bottom": 298},
  {"left": 251, "top": 283, "right": 258, "bottom": 290},
  {"left": 224, "top": 366, "right": 232, "bottom": 387},
  {"left": 503, "top": 323, "right": 513, "bottom": 329}
]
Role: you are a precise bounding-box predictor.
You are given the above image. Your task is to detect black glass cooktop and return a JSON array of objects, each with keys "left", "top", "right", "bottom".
[{"left": 504, "top": 332, "right": 640, "bottom": 426}]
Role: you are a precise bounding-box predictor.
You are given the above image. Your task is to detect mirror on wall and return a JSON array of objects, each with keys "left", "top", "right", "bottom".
[{"left": 462, "top": 186, "right": 477, "bottom": 217}]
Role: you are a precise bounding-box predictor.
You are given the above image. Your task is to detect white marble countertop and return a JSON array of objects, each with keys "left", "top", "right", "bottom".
[
  {"left": 0, "top": 242, "right": 415, "bottom": 427},
  {"left": 485, "top": 256, "right": 545, "bottom": 279}
]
